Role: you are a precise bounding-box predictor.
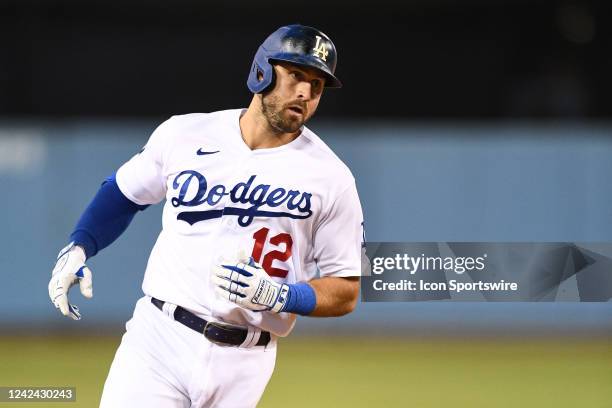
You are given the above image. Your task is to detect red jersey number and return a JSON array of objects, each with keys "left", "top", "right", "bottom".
[{"left": 251, "top": 227, "right": 293, "bottom": 278}]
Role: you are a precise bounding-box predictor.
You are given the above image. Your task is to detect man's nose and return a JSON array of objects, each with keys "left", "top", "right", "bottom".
[{"left": 296, "top": 81, "right": 312, "bottom": 100}]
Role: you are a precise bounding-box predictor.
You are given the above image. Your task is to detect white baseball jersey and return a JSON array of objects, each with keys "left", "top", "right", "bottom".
[{"left": 116, "top": 109, "right": 363, "bottom": 336}]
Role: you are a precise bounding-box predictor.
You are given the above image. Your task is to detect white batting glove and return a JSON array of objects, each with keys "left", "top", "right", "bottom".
[
  {"left": 48, "top": 242, "right": 93, "bottom": 320},
  {"left": 213, "top": 257, "right": 289, "bottom": 313}
]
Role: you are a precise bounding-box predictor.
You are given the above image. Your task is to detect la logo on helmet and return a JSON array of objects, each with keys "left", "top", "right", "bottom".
[{"left": 312, "top": 36, "right": 328, "bottom": 61}]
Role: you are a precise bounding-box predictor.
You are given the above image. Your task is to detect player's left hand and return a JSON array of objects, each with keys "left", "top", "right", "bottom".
[
  {"left": 213, "top": 257, "right": 289, "bottom": 313},
  {"left": 48, "top": 242, "right": 93, "bottom": 320}
]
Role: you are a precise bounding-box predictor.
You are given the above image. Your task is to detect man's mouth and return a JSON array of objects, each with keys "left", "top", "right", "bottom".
[{"left": 287, "top": 105, "right": 304, "bottom": 115}]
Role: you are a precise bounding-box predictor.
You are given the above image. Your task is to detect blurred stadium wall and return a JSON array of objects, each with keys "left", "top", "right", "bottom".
[{"left": 1, "top": 120, "right": 611, "bottom": 336}]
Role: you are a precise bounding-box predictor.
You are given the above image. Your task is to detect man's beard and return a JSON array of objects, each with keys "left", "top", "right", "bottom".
[{"left": 260, "top": 93, "right": 307, "bottom": 134}]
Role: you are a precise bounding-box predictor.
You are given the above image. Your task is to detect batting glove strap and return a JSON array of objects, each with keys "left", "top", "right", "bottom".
[
  {"left": 281, "top": 282, "right": 317, "bottom": 316},
  {"left": 252, "top": 280, "right": 290, "bottom": 313}
]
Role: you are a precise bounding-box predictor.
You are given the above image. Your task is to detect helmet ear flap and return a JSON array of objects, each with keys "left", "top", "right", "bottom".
[
  {"left": 256, "top": 65, "right": 276, "bottom": 93},
  {"left": 254, "top": 64, "right": 264, "bottom": 83},
  {"left": 262, "top": 63, "right": 276, "bottom": 94},
  {"left": 248, "top": 55, "right": 276, "bottom": 94}
]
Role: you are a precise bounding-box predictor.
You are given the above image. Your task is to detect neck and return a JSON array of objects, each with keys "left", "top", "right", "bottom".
[{"left": 239, "top": 95, "right": 301, "bottom": 150}]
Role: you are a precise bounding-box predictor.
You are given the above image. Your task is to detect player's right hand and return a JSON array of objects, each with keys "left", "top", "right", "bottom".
[{"left": 48, "top": 242, "right": 93, "bottom": 320}]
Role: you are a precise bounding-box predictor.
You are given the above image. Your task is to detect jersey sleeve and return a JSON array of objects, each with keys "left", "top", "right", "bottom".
[
  {"left": 313, "top": 181, "right": 365, "bottom": 278},
  {"left": 116, "top": 117, "right": 174, "bottom": 205}
]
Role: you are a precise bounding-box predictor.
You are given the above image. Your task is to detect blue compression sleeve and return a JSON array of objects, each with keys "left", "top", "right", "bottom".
[
  {"left": 70, "top": 174, "right": 148, "bottom": 258},
  {"left": 282, "top": 282, "right": 317, "bottom": 315}
]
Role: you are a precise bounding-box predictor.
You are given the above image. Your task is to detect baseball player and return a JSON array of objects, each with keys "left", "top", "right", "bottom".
[{"left": 48, "top": 24, "right": 364, "bottom": 407}]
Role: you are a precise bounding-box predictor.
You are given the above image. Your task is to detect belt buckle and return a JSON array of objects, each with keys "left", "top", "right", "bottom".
[{"left": 203, "top": 321, "right": 240, "bottom": 347}]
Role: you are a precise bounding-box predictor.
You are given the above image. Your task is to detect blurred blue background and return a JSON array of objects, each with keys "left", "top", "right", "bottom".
[{"left": 1, "top": 119, "right": 611, "bottom": 336}]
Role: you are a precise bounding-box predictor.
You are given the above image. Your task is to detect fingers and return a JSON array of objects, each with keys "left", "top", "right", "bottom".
[
  {"left": 219, "top": 264, "right": 252, "bottom": 281},
  {"left": 241, "top": 261, "right": 263, "bottom": 274},
  {"left": 214, "top": 286, "right": 234, "bottom": 302},
  {"left": 221, "top": 262, "right": 261, "bottom": 278},
  {"left": 53, "top": 291, "right": 70, "bottom": 317},
  {"left": 48, "top": 272, "right": 69, "bottom": 314},
  {"left": 54, "top": 295, "right": 80, "bottom": 320},
  {"left": 220, "top": 263, "right": 252, "bottom": 278},
  {"left": 77, "top": 266, "right": 93, "bottom": 298},
  {"left": 214, "top": 284, "right": 245, "bottom": 302},
  {"left": 67, "top": 304, "right": 81, "bottom": 320},
  {"left": 212, "top": 274, "right": 247, "bottom": 295},
  {"left": 214, "top": 255, "right": 272, "bottom": 312},
  {"left": 51, "top": 282, "right": 81, "bottom": 320},
  {"left": 48, "top": 248, "right": 92, "bottom": 320}
]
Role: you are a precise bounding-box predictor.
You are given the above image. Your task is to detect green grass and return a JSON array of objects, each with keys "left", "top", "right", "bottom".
[
  {"left": 261, "top": 337, "right": 612, "bottom": 408},
  {"left": 0, "top": 336, "right": 118, "bottom": 408},
  {"left": 0, "top": 336, "right": 610, "bottom": 407}
]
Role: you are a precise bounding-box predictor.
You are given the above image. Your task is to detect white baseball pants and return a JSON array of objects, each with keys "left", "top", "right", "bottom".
[{"left": 99, "top": 296, "right": 277, "bottom": 408}]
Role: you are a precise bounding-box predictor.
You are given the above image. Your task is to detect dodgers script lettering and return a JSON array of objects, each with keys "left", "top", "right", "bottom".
[{"left": 171, "top": 170, "right": 313, "bottom": 227}]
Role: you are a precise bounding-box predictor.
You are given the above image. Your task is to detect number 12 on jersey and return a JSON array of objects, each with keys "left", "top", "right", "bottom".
[{"left": 251, "top": 227, "right": 293, "bottom": 278}]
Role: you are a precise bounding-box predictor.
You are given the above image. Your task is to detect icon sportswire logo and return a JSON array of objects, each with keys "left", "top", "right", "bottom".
[
  {"left": 196, "top": 148, "right": 220, "bottom": 155},
  {"left": 171, "top": 170, "right": 313, "bottom": 227}
]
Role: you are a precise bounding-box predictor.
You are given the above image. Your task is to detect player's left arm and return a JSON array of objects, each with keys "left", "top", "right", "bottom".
[
  {"left": 307, "top": 276, "right": 359, "bottom": 317},
  {"left": 214, "top": 260, "right": 360, "bottom": 317}
]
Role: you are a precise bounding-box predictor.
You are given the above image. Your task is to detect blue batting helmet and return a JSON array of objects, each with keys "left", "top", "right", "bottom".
[{"left": 247, "top": 24, "right": 342, "bottom": 94}]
